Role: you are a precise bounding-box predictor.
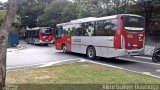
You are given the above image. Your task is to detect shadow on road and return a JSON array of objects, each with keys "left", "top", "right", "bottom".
[{"left": 57, "top": 52, "right": 137, "bottom": 65}]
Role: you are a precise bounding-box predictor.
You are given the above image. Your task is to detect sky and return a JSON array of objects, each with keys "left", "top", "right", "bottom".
[{"left": 0, "top": 0, "right": 8, "bottom": 3}]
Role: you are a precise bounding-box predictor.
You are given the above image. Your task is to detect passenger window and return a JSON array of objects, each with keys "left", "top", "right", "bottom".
[{"left": 94, "top": 19, "right": 118, "bottom": 36}]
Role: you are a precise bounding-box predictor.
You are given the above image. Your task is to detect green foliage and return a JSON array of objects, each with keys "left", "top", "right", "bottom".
[
  {"left": 37, "top": 0, "right": 139, "bottom": 26},
  {"left": 0, "top": 10, "right": 22, "bottom": 35},
  {"left": 17, "top": 0, "right": 53, "bottom": 28},
  {"left": 61, "top": 3, "right": 78, "bottom": 22},
  {"left": 14, "top": 0, "right": 160, "bottom": 27},
  {"left": 7, "top": 62, "right": 160, "bottom": 84},
  {"left": 37, "top": 0, "right": 71, "bottom": 26}
]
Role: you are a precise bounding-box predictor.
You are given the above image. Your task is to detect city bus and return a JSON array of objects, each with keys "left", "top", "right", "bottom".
[
  {"left": 26, "top": 27, "right": 55, "bottom": 45},
  {"left": 55, "top": 14, "right": 145, "bottom": 59}
]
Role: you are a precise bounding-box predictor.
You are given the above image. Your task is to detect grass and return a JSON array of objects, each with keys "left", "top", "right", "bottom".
[{"left": 6, "top": 62, "right": 160, "bottom": 90}]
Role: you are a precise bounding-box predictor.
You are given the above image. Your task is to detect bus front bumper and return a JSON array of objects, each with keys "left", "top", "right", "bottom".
[{"left": 39, "top": 40, "right": 54, "bottom": 44}]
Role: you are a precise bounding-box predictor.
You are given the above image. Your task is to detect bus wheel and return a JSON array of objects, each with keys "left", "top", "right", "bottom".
[
  {"left": 87, "top": 46, "right": 96, "bottom": 60},
  {"left": 62, "top": 45, "right": 67, "bottom": 53}
]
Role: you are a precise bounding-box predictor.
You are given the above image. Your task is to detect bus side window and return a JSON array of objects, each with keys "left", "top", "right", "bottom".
[
  {"left": 85, "top": 22, "right": 94, "bottom": 36},
  {"left": 110, "top": 19, "right": 118, "bottom": 35},
  {"left": 95, "top": 20, "right": 104, "bottom": 36},
  {"left": 107, "top": 20, "right": 112, "bottom": 36}
]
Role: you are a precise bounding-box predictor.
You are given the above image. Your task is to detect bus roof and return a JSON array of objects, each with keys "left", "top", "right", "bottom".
[
  {"left": 70, "top": 17, "right": 98, "bottom": 23},
  {"left": 57, "top": 17, "right": 98, "bottom": 26},
  {"left": 27, "top": 27, "right": 50, "bottom": 31},
  {"left": 57, "top": 14, "right": 144, "bottom": 26},
  {"left": 57, "top": 22, "right": 71, "bottom": 26},
  {"left": 97, "top": 14, "right": 144, "bottom": 21}
]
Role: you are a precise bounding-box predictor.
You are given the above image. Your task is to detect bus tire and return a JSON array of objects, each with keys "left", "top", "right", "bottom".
[
  {"left": 87, "top": 46, "right": 96, "bottom": 60},
  {"left": 62, "top": 44, "right": 67, "bottom": 53}
]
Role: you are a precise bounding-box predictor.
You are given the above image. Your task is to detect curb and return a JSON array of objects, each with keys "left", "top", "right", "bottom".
[
  {"left": 7, "top": 45, "right": 26, "bottom": 52},
  {"left": 7, "top": 58, "right": 81, "bottom": 70}
]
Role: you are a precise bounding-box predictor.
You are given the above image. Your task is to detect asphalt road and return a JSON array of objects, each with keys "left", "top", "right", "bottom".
[
  {"left": 7, "top": 42, "right": 160, "bottom": 77},
  {"left": 7, "top": 42, "right": 79, "bottom": 68}
]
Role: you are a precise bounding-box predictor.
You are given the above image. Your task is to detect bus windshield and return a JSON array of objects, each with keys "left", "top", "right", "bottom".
[
  {"left": 55, "top": 27, "right": 63, "bottom": 38},
  {"left": 124, "top": 16, "right": 145, "bottom": 31},
  {"left": 41, "top": 28, "right": 52, "bottom": 35}
]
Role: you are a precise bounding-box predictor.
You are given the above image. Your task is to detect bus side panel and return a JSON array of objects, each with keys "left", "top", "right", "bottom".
[
  {"left": 71, "top": 36, "right": 90, "bottom": 54},
  {"left": 55, "top": 36, "right": 71, "bottom": 52},
  {"left": 114, "top": 16, "right": 122, "bottom": 49},
  {"left": 63, "top": 36, "right": 71, "bottom": 52},
  {"left": 71, "top": 36, "right": 125, "bottom": 58},
  {"left": 55, "top": 38, "right": 63, "bottom": 50},
  {"left": 71, "top": 36, "right": 104, "bottom": 55},
  {"left": 107, "top": 48, "right": 126, "bottom": 57}
]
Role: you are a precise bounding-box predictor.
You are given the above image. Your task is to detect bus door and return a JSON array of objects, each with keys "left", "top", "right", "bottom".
[{"left": 55, "top": 27, "right": 64, "bottom": 50}]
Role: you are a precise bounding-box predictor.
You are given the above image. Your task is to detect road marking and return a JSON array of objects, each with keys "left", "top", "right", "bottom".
[
  {"left": 117, "top": 57, "right": 160, "bottom": 66},
  {"left": 156, "top": 70, "right": 160, "bottom": 72},
  {"left": 143, "top": 72, "right": 152, "bottom": 75},
  {"left": 134, "top": 56, "right": 152, "bottom": 60},
  {"left": 8, "top": 57, "right": 160, "bottom": 78},
  {"left": 7, "top": 58, "right": 81, "bottom": 70},
  {"left": 38, "top": 58, "right": 81, "bottom": 68},
  {"left": 86, "top": 59, "right": 160, "bottom": 79}
]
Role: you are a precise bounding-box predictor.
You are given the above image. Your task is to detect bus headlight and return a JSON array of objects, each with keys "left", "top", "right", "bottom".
[{"left": 139, "top": 34, "right": 143, "bottom": 36}]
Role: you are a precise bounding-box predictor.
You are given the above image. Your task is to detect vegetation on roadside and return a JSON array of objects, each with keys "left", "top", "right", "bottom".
[
  {"left": 1, "top": 0, "right": 160, "bottom": 40},
  {"left": 6, "top": 62, "right": 160, "bottom": 84}
]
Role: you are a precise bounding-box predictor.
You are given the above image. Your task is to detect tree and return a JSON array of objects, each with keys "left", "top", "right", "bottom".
[
  {"left": 37, "top": 0, "right": 71, "bottom": 26},
  {"left": 0, "top": 10, "right": 6, "bottom": 26},
  {"left": 137, "top": 0, "right": 160, "bottom": 36},
  {"left": 17, "top": 0, "right": 53, "bottom": 28},
  {"left": 0, "top": 0, "right": 17, "bottom": 88},
  {"left": 61, "top": 3, "right": 78, "bottom": 22}
]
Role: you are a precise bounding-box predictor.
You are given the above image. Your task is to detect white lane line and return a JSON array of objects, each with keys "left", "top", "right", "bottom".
[
  {"left": 117, "top": 57, "right": 160, "bottom": 66},
  {"left": 8, "top": 58, "right": 160, "bottom": 78},
  {"left": 134, "top": 56, "right": 152, "bottom": 60},
  {"left": 85, "top": 59, "right": 160, "bottom": 79},
  {"left": 39, "top": 58, "right": 160, "bottom": 78},
  {"left": 38, "top": 58, "right": 81, "bottom": 68},
  {"left": 7, "top": 58, "right": 81, "bottom": 69},
  {"left": 7, "top": 64, "right": 42, "bottom": 70}
]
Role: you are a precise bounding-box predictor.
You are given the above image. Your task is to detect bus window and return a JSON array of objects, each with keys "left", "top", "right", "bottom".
[
  {"left": 86, "top": 22, "right": 94, "bottom": 36},
  {"left": 56, "top": 27, "right": 63, "bottom": 38},
  {"left": 41, "top": 28, "right": 52, "bottom": 35},
  {"left": 110, "top": 19, "right": 118, "bottom": 35},
  {"left": 94, "top": 19, "right": 118, "bottom": 36},
  {"left": 124, "top": 16, "right": 144, "bottom": 32}
]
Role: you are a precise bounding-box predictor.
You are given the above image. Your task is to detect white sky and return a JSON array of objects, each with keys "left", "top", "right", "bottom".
[{"left": 0, "top": 0, "right": 8, "bottom": 3}]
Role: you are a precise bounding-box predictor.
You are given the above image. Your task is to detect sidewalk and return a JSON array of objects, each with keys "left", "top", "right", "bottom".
[
  {"left": 144, "top": 45, "right": 155, "bottom": 56},
  {"left": 7, "top": 45, "right": 25, "bottom": 52}
]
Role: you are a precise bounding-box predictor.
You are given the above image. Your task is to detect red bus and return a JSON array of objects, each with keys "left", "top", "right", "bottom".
[
  {"left": 26, "top": 27, "right": 55, "bottom": 45},
  {"left": 55, "top": 14, "right": 145, "bottom": 59}
]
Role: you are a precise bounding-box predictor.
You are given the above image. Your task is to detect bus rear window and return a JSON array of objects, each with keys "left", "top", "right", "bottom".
[{"left": 124, "top": 16, "right": 145, "bottom": 29}]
